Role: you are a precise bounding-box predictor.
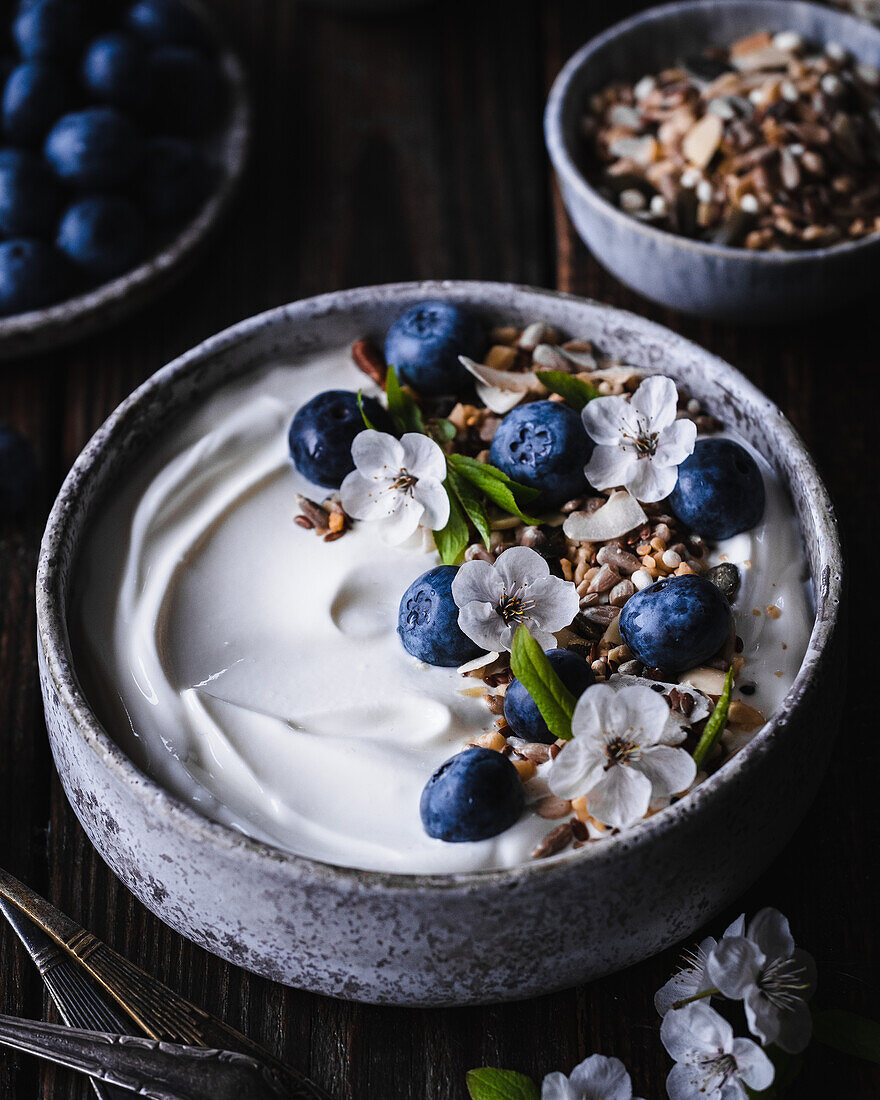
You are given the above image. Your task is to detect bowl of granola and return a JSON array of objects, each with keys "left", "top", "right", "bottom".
[
  {"left": 37, "top": 281, "right": 843, "bottom": 1004},
  {"left": 544, "top": 0, "right": 880, "bottom": 321}
]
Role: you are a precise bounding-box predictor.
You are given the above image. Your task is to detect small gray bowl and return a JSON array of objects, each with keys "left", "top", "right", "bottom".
[
  {"left": 0, "top": 3, "right": 250, "bottom": 361},
  {"left": 545, "top": 0, "right": 880, "bottom": 322},
  {"left": 37, "top": 281, "right": 843, "bottom": 1006}
]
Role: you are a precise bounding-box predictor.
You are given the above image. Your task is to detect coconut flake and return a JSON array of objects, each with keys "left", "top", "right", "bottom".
[
  {"left": 562, "top": 490, "right": 647, "bottom": 542},
  {"left": 457, "top": 651, "right": 501, "bottom": 675},
  {"left": 610, "top": 674, "right": 712, "bottom": 722},
  {"left": 459, "top": 355, "right": 542, "bottom": 414}
]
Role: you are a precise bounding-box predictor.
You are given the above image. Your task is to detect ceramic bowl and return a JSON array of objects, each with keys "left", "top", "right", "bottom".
[
  {"left": 37, "top": 281, "right": 843, "bottom": 1006},
  {"left": 0, "top": 2, "right": 250, "bottom": 361},
  {"left": 544, "top": 0, "right": 880, "bottom": 322}
]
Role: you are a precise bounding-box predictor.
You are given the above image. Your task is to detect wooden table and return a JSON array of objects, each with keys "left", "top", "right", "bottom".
[{"left": 1, "top": 2, "right": 877, "bottom": 1097}]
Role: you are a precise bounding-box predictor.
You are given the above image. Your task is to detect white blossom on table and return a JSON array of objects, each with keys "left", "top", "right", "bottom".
[
  {"left": 542, "top": 1054, "right": 645, "bottom": 1100},
  {"left": 708, "top": 907, "right": 816, "bottom": 1054},
  {"left": 547, "top": 683, "right": 697, "bottom": 830},
  {"left": 654, "top": 915, "right": 745, "bottom": 1017},
  {"left": 340, "top": 430, "right": 449, "bottom": 544},
  {"left": 661, "top": 1002, "right": 775, "bottom": 1100},
  {"left": 451, "top": 545, "right": 579, "bottom": 652},
  {"left": 581, "top": 375, "right": 696, "bottom": 503}
]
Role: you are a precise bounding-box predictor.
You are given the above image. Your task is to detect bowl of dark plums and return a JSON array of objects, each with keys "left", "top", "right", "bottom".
[{"left": 0, "top": 0, "right": 249, "bottom": 358}]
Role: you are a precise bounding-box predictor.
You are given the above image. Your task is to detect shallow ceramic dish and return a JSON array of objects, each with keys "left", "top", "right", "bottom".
[
  {"left": 0, "top": 2, "right": 250, "bottom": 361},
  {"left": 37, "top": 281, "right": 843, "bottom": 1006},
  {"left": 545, "top": 0, "right": 880, "bottom": 322}
]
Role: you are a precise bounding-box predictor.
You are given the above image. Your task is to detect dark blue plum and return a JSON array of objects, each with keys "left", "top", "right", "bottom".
[
  {"left": 125, "top": 0, "right": 209, "bottom": 48},
  {"left": 288, "top": 389, "right": 392, "bottom": 489},
  {"left": 0, "top": 149, "right": 61, "bottom": 236},
  {"left": 0, "top": 423, "right": 37, "bottom": 515},
  {"left": 81, "top": 32, "right": 150, "bottom": 111},
  {"left": 397, "top": 564, "right": 482, "bottom": 668},
  {"left": 489, "top": 400, "right": 593, "bottom": 508},
  {"left": 148, "top": 47, "right": 220, "bottom": 135},
  {"left": 45, "top": 108, "right": 143, "bottom": 188},
  {"left": 504, "top": 647, "right": 595, "bottom": 744},
  {"left": 384, "top": 300, "right": 485, "bottom": 396},
  {"left": 138, "top": 136, "right": 212, "bottom": 223},
  {"left": 2, "top": 60, "right": 70, "bottom": 144},
  {"left": 670, "top": 438, "right": 765, "bottom": 540},
  {"left": 420, "top": 747, "right": 524, "bottom": 842},
  {"left": 56, "top": 195, "right": 146, "bottom": 279},
  {"left": 619, "top": 574, "right": 733, "bottom": 673},
  {"left": 12, "top": 0, "right": 88, "bottom": 61},
  {"left": 0, "top": 239, "right": 71, "bottom": 317}
]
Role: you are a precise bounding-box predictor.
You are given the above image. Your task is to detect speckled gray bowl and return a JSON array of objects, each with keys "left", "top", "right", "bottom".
[
  {"left": 36, "top": 281, "right": 843, "bottom": 1006},
  {"left": 0, "top": 2, "right": 250, "bottom": 360},
  {"left": 545, "top": 0, "right": 880, "bottom": 322}
]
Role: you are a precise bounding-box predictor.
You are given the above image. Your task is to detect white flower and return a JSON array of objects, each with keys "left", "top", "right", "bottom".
[
  {"left": 340, "top": 430, "right": 449, "bottom": 544},
  {"left": 661, "top": 1003, "right": 775, "bottom": 1100},
  {"left": 451, "top": 546, "right": 579, "bottom": 652},
  {"left": 654, "top": 916, "right": 745, "bottom": 1017},
  {"left": 581, "top": 375, "right": 696, "bottom": 503},
  {"left": 708, "top": 908, "right": 816, "bottom": 1054},
  {"left": 548, "top": 683, "right": 696, "bottom": 830},
  {"left": 542, "top": 1054, "right": 645, "bottom": 1100}
]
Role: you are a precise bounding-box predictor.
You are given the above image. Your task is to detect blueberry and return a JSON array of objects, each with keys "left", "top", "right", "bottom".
[
  {"left": 670, "top": 438, "right": 765, "bottom": 541},
  {"left": 0, "top": 424, "right": 37, "bottom": 514},
  {"left": 147, "top": 46, "right": 220, "bottom": 136},
  {"left": 397, "top": 564, "right": 483, "bottom": 667},
  {"left": 619, "top": 574, "right": 733, "bottom": 673},
  {"left": 56, "top": 195, "right": 147, "bottom": 279},
  {"left": 384, "top": 300, "right": 485, "bottom": 396},
  {"left": 489, "top": 400, "right": 593, "bottom": 508},
  {"left": 81, "top": 33, "right": 150, "bottom": 111},
  {"left": 0, "top": 149, "right": 61, "bottom": 236},
  {"left": 12, "top": 0, "right": 88, "bottom": 61},
  {"left": 504, "top": 647, "right": 595, "bottom": 744},
  {"left": 288, "top": 389, "right": 392, "bottom": 489},
  {"left": 420, "top": 747, "right": 524, "bottom": 842},
  {"left": 125, "top": 0, "right": 209, "bottom": 48},
  {"left": 0, "top": 239, "right": 71, "bottom": 316},
  {"left": 138, "top": 136, "right": 212, "bottom": 223},
  {"left": 2, "top": 60, "right": 69, "bottom": 144},
  {"left": 45, "top": 108, "right": 143, "bottom": 188}
]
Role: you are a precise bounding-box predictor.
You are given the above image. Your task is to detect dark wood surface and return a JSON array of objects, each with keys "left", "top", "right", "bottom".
[{"left": 1, "top": 2, "right": 877, "bottom": 1097}]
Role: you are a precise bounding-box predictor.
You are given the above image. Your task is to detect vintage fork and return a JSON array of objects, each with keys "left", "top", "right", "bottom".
[{"left": 0, "top": 866, "right": 329, "bottom": 1099}]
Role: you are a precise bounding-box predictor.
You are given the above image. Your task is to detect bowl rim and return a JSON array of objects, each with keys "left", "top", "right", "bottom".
[
  {"left": 36, "top": 279, "right": 844, "bottom": 894},
  {"left": 0, "top": 2, "right": 251, "bottom": 358},
  {"left": 544, "top": 0, "right": 880, "bottom": 264}
]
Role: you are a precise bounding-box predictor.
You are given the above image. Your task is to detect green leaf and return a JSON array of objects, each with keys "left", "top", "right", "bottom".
[
  {"left": 509, "top": 625, "right": 577, "bottom": 741},
  {"left": 692, "top": 666, "right": 734, "bottom": 770},
  {"left": 813, "top": 1009, "right": 880, "bottom": 1065},
  {"left": 433, "top": 480, "right": 470, "bottom": 565},
  {"left": 448, "top": 467, "right": 492, "bottom": 550},
  {"left": 431, "top": 417, "right": 458, "bottom": 442},
  {"left": 466, "top": 1068, "right": 540, "bottom": 1100},
  {"left": 385, "top": 365, "right": 425, "bottom": 435},
  {"left": 535, "top": 369, "right": 600, "bottom": 411},
  {"left": 447, "top": 454, "right": 541, "bottom": 524},
  {"left": 356, "top": 390, "right": 378, "bottom": 430}
]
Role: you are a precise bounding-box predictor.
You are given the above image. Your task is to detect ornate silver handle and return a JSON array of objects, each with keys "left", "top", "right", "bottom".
[{"left": 0, "top": 1014, "right": 292, "bottom": 1100}]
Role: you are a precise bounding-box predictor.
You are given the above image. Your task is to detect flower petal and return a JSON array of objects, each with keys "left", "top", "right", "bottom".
[
  {"left": 569, "top": 1054, "right": 634, "bottom": 1100},
  {"left": 766, "top": 997, "right": 813, "bottom": 1055},
  {"left": 582, "top": 394, "right": 631, "bottom": 445},
  {"left": 585, "top": 444, "right": 636, "bottom": 492},
  {"left": 351, "top": 429, "right": 403, "bottom": 475},
  {"left": 732, "top": 1037, "right": 776, "bottom": 1090},
  {"left": 661, "top": 1002, "right": 733, "bottom": 1063},
  {"left": 654, "top": 937, "right": 717, "bottom": 1016},
  {"left": 708, "top": 937, "right": 764, "bottom": 999},
  {"left": 635, "top": 744, "right": 697, "bottom": 799},
  {"left": 525, "top": 574, "right": 580, "bottom": 633},
  {"left": 666, "top": 1062, "right": 722, "bottom": 1100},
  {"left": 624, "top": 457, "right": 679, "bottom": 503},
  {"left": 414, "top": 477, "right": 450, "bottom": 530},
  {"left": 451, "top": 560, "right": 504, "bottom": 608},
  {"left": 654, "top": 417, "right": 697, "bottom": 468},
  {"left": 723, "top": 914, "right": 746, "bottom": 939},
  {"left": 381, "top": 495, "right": 424, "bottom": 544},
  {"left": 630, "top": 375, "right": 679, "bottom": 431},
  {"left": 547, "top": 736, "right": 607, "bottom": 801},
  {"left": 400, "top": 432, "right": 447, "bottom": 482},
  {"left": 541, "top": 1071, "right": 578, "bottom": 1100},
  {"left": 587, "top": 763, "right": 652, "bottom": 829},
  {"left": 340, "top": 470, "right": 397, "bottom": 520},
  {"left": 747, "top": 908, "right": 796, "bottom": 962},
  {"left": 457, "top": 602, "right": 505, "bottom": 652},
  {"left": 494, "top": 546, "right": 550, "bottom": 590}
]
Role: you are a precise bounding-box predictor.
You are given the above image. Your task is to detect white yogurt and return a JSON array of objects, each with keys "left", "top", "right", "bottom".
[{"left": 74, "top": 349, "right": 813, "bottom": 873}]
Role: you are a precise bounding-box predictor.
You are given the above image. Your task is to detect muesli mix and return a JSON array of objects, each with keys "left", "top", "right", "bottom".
[
  {"left": 290, "top": 301, "right": 784, "bottom": 859},
  {"left": 581, "top": 29, "right": 880, "bottom": 249}
]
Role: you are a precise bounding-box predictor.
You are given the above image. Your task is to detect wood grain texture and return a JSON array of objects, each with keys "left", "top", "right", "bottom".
[{"left": 0, "top": 1, "right": 877, "bottom": 1097}]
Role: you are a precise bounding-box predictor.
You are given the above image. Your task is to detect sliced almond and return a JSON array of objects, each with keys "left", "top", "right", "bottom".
[
  {"left": 682, "top": 113, "right": 723, "bottom": 170},
  {"left": 727, "top": 700, "right": 765, "bottom": 731},
  {"left": 679, "top": 666, "right": 728, "bottom": 696}
]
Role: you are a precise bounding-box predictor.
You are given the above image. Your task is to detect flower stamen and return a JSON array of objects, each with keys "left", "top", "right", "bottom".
[
  {"left": 496, "top": 586, "right": 537, "bottom": 624},
  {"left": 758, "top": 957, "right": 810, "bottom": 1011},
  {"left": 389, "top": 468, "right": 418, "bottom": 494},
  {"left": 604, "top": 735, "right": 640, "bottom": 769}
]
